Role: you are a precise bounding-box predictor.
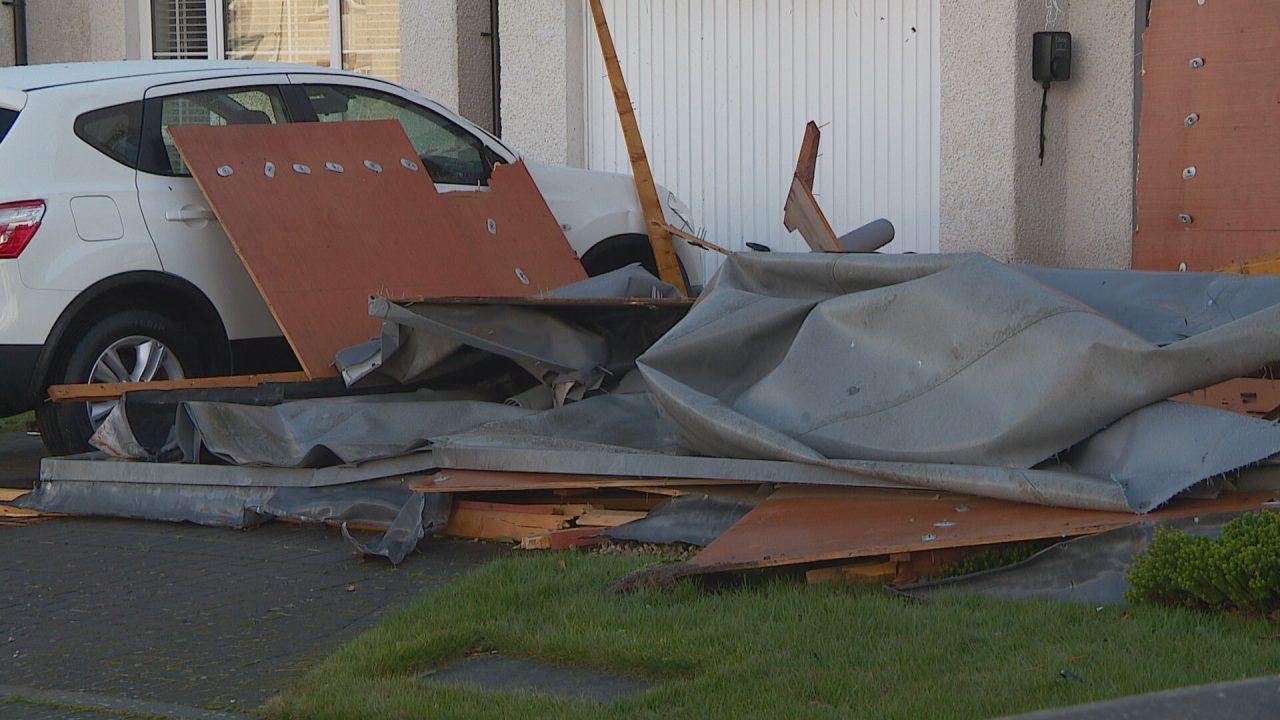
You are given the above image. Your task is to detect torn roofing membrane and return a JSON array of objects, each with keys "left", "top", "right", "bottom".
[{"left": 74, "top": 255, "right": 1280, "bottom": 515}]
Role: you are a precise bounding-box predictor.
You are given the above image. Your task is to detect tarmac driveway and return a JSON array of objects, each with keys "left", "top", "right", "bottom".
[{"left": 0, "top": 431, "right": 503, "bottom": 718}]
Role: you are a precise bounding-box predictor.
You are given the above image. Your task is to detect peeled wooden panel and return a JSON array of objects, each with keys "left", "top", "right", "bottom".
[
  {"left": 170, "top": 120, "right": 587, "bottom": 378},
  {"left": 1133, "top": 0, "right": 1280, "bottom": 269},
  {"left": 1172, "top": 378, "right": 1280, "bottom": 417},
  {"left": 688, "top": 486, "right": 1278, "bottom": 572}
]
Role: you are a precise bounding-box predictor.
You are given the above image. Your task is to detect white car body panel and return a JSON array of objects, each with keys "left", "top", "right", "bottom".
[{"left": 137, "top": 75, "right": 293, "bottom": 340}]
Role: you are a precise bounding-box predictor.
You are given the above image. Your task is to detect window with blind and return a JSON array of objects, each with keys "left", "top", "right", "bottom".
[
  {"left": 150, "top": 0, "right": 401, "bottom": 82},
  {"left": 152, "top": 0, "right": 210, "bottom": 59}
]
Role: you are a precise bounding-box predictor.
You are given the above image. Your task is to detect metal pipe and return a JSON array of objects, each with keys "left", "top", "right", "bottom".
[
  {"left": 11, "top": 0, "right": 26, "bottom": 66},
  {"left": 489, "top": 0, "right": 501, "bottom": 136}
]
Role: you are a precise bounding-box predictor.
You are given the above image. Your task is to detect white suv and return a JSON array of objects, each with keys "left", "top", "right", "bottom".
[{"left": 0, "top": 61, "right": 704, "bottom": 455}]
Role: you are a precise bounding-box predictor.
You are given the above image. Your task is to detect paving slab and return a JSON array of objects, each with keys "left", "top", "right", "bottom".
[
  {"left": 421, "top": 654, "right": 652, "bottom": 704},
  {"left": 999, "top": 674, "right": 1280, "bottom": 720},
  {"left": 0, "top": 516, "right": 503, "bottom": 715}
]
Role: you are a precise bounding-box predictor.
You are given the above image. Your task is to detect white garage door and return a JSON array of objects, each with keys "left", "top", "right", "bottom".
[{"left": 585, "top": 0, "right": 941, "bottom": 280}]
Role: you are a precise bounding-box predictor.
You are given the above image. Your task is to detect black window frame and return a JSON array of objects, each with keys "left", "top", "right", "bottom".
[
  {"left": 0, "top": 108, "right": 19, "bottom": 147},
  {"left": 137, "top": 84, "right": 294, "bottom": 178},
  {"left": 73, "top": 102, "right": 145, "bottom": 169},
  {"left": 287, "top": 83, "right": 504, "bottom": 186}
]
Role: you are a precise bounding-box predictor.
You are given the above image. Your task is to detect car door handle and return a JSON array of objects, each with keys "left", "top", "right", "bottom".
[{"left": 165, "top": 207, "right": 217, "bottom": 222}]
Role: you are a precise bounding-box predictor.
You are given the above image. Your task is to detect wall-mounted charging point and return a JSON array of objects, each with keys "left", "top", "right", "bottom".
[{"left": 1032, "top": 31, "right": 1072, "bottom": 165}]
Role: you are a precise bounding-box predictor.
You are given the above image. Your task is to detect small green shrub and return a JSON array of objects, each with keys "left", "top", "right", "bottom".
[{"left": 1126, "top": 511, "right": 1280, "bottom": 615}]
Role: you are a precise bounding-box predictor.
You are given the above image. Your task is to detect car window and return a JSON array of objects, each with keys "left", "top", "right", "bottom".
[
  {"left": 302, "top": 84, "right": 494, "bottom": 186},
  {"left": 0, "top": 108, "right": 18, "bottom": 147},
  {"left": 145, "top": 86, "right": 289, "bottom": 176},
  {"left": 74, "top": 102, "right": 143, "bottom": 168}
]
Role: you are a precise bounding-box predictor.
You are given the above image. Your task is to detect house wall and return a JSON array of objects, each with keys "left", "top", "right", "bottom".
[
  {"left": 497, "top": 0, "right": 584, "bottom": 166},
  {"left": 939, "top": 0, "right": 1136, "bottom": 267},
  {"left": 400, "top": 0, "right": 495, "bottom": 131},
  {"left": 0, "top": 5, "right": 14, "bottom": 68},
  {"left": 454, "top": 0, "right": 494, "bottom": 132},
  {"left": 401, "top": 0, "right": 460, "bottom": 110},
  {"left": 24, "top": 1, "right": 127, "bottom": 65}
]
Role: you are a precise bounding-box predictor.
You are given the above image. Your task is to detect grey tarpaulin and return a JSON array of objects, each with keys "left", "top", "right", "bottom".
[
  {"left": 605, "top": 486, "right": 770, "bottom": 547},
  {"left": 60, "top": 253, "right": 1280, "bottom": 516},
  {"left": 337, "top": 264, "right": 685, "bottom": 387},
  {"left": 23, "top": 456, "right": 446, "bottom": 563},
  {"left": 633, "top": 252, "right": 1280, "bottom": 512},
  {"left": 173, "top": 392, "right": 535, "bottom": 468}
]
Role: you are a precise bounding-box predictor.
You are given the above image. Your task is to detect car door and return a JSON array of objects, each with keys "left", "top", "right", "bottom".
[
  {"left": 284, "top": 74, "right": 505, "bottom": 194},
  {"left": 135, "top": 76, "right": 291, "bottom": 341}
]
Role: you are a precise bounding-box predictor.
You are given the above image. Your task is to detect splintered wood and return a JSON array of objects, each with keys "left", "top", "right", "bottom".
[
  {"left": 783, "top": 122, "right": 841, "bottom": 253},
  {"left": 0, "top": 488, "right": 48, "bottom": 526},
  {"left": 587, "top": 0, "right": 687, "bottom": 294},
  {"left": 169, "top": 120, "right": 587, "bottom": 378},
  {"left": 1133, "top": 1, "right": 1280, "bottom": 271}
]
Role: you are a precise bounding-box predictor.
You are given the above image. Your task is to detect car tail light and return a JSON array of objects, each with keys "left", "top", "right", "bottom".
[{"left": 0, "top": 200, "right": 45, "bottom": 259}]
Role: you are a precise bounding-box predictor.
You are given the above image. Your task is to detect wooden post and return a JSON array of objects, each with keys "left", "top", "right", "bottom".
[{"left": 587, "top": 0, "right": 688, "bottom": 294}]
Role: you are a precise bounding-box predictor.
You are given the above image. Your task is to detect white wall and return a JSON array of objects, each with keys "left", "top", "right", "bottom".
[
  {"left": 939, "top": 0, "right": 1136, "bottom": 267},
  {"left": 401, "top": 0, "right": 460, "bottom": 110},
  {"left": 498, "top": 0, "right": 584, "bottom": 167},
  {"left": 0, "top": 5, "right": 14, "bottom": 68}
]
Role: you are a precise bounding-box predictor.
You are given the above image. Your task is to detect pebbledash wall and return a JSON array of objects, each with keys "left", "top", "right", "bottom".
[{"left": 0, "top": 0, "right": 1140, "bottom": 269}]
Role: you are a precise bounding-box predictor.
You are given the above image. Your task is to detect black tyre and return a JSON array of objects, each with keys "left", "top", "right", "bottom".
[{"left": 36, "top": 309, "right": 222, "bottom": 456}]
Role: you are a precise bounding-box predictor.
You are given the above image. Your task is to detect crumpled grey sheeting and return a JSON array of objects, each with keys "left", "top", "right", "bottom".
[
  {"left": 625, "top": 252, "right": 1280, "bottom": 511},
  {"left": 336, "top": 264, "right": 683, "bottom": 386},
  {"left": 86, "top": 253, "right": 1280, "bottom": 513}
]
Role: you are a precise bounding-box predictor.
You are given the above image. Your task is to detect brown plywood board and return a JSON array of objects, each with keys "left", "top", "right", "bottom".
[
  {"left": 170, "top": 120, "right": 587, "bottom": 378},
  {"left": 1134, "top": 0, "right": 1280, "bottom": 269},
  {"left": 688, "top": 486, "right": 1278, "bottom": 572}
]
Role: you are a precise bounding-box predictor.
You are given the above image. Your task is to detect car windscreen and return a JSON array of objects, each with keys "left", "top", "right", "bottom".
[{"left": 0, "top": 109, "right": 17, "bottom": 145}]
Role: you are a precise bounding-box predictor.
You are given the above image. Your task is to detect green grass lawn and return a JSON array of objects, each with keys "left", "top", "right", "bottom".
[{"left": 266, "top": 551, "right": 1280, "bottom": 720}]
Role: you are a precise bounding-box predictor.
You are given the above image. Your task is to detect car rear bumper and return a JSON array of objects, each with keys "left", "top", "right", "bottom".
[{"left": 0, "top": 344, "right": 41, "bottom": 417}]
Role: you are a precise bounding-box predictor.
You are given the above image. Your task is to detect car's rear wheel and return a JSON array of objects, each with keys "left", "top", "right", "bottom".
[{"left": 36, "top": 310, "right": 216, "bottom": 456}]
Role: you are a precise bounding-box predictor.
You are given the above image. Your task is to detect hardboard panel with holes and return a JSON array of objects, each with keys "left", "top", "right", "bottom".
[{"left": 170, "top": 120, "right": 587, "bottom": 378}]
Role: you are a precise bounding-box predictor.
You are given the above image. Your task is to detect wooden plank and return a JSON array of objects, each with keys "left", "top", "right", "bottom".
[
  {"left": 1133, "top": 0, "right": 1280, "bottom": 269},
  {"left": 48, "top": 371, "right": 310, "bottom": 403},
  {"left": 689, "top": 486, "right": 1278, "bottom": 572},
  {"left": 444, "top": 505, "right": 571, "bottom": 541},
  {"left": 659, "top": 223, "right": 731, "bottom": 256},
  {"left": 1172, "top": 378, "right": 1280, "bottom": 417},
  {"left": 169, "top": 120, "right": 587, "bottom": 378},
  {"left": 518, "top": 527, "right": 605, "bottom": 551},
  {"left": 783, "top": 122, "right": 841, "bottom": 253},
  {"left": 0, "top": 489, "right": 27, "bottom": 503},
  {"left": 575, "top": 509, "right": 648, "bottom": 528},
  {"left": 587, "top": 0, "right": 687, "bottom": 294},
  {"left": 805, "top": 560, "right": 898, "bottom": 585},
  {"left": 410, "top": 469, "right": 752, "bottom": 494}
]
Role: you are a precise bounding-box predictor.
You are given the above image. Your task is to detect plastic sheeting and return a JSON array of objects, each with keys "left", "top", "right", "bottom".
[
  {"left": 20, "top": 459, "right": 444, "bottom": 563},
  {"left": 635, "top": 253, "right": 1280, "bottom": 512},
  {"left": 58, "top": 253, "right": 1280, "bottom": 519}
]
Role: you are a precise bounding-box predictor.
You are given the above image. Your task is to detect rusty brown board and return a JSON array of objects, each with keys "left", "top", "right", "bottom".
[
  {"left": 687, "top": 485, "right": 1278, "bottom": 573},
  {"left": 1133, "top": 0, "right": 1280, "bottom": 270},
  {"left": 169, "top": 120, "right": 587, "bottom": 378}
]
